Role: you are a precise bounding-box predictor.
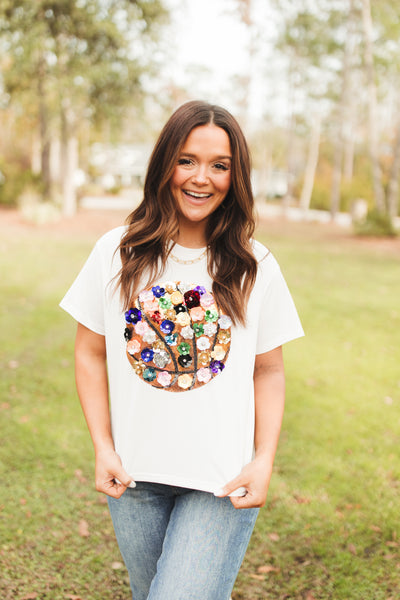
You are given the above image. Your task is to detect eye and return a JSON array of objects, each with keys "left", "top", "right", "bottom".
[
  {"left": 177, "top": 158, "right": 193, "bottom": 166},
  {"left": 213, "top": 162, "right": 229, "bottom": 171}
]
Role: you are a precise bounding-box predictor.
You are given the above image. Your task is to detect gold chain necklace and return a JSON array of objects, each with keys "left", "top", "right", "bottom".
[{"left": 170, "top": 248, "right": 207, "bottom": 265}]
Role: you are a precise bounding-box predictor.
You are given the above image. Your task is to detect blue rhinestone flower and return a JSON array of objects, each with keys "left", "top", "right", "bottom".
[
  {"left": 143, "top": 367, "right": 156, "bottom": 382},
  {"left": 152, "top": 286, "right": 165, "bottom": 298},
  {"left": 125, "top": 307, "right": 142, "bottom": 324},
  {"left": 160, "top": 320, "right": 175, "bottom": 334},
  {"left": 165, "top": 333, "right": 178, "bottom": 346},
  {"left": 141, "top": 348, "right": 154, "bottom": 363}
]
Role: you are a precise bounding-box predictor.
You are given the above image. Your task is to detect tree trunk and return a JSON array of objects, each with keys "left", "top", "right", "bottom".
[
  {"left": 31, "top": 133, "right": 41, "bottom": 175},
  {"left": 37, "top": 55, "right": 52, "bottom": 200},
  {"left": 361, "top": 0, "right": 386, "bottom": 213},
  {"left": 330, "top": 141, "right": 343, "bottom": 218},
  {"left": 283, "top": 55, "right": 297, "bottom": 206},
  {"left": 330, "top": 0, "right": 355, "bottom": 215},
  {"left": 60, "top": 102, "right": 78, "bottom": 217},
  {"left": 300, "top": 113, "right": 321, "bottom": 212},
  {"left": 343, "top": 128, "right": 355, "bottom": 181},
  {"left": 387, "top": 120, "right": 400, "bottom": 220},
  {"left": 237, "top": 0, "right": 255, "bottom": 130}
]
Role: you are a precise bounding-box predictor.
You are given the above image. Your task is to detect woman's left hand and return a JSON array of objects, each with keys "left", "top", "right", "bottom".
[{"left": 215, "top": 457, "right": 273, "bottom": 509}]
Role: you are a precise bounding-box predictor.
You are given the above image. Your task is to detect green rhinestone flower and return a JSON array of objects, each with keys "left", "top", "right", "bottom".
[
  {"left": 177, "top": 342, "right": 191, "bottom": 355},
  {"left": 205, "top": 309, "right": 218, "bottom": 323},
  {"left": 158, "top": 297, "right": 172, "bottom": 310},
  {"left": 193, "top": 323, "right": 204, "bottom": 337}
]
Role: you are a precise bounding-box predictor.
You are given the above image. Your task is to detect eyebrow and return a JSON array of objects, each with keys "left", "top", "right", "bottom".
[{"left": 180, "top": 152, "right": 232, "bottom": 161}]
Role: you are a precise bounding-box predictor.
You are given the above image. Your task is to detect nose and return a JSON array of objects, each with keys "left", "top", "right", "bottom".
[{"left": 191, "top": 164, "right": 209, "bottom": 185}]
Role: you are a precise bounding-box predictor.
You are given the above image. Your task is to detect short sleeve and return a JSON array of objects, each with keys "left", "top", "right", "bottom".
[
  {"left": 59, "top": 243, "right": 106, "bottom": 335},
  {"left": 256, "top": 267, "right": 304, "bottom": 354}
]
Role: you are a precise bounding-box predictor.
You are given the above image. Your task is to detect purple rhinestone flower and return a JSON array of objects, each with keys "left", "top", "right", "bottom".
[
  {"left": 210, "top": 360, "right": 225, "bottom": 374},
  {"left": 125, "top": 307, "right": 142, "bottom": 324},
  {"left": 195, "top": 285, "right": 206, "bottom": 295}
]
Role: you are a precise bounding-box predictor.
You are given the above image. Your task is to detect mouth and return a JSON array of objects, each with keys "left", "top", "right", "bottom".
[{"left": 183, "top": 190, "right": 212, "bottom": 200}]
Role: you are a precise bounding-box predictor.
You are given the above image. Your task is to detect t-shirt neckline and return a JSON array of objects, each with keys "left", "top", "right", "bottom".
[{"left": 170, "top": 242, "right": 207, "bottom": 261}]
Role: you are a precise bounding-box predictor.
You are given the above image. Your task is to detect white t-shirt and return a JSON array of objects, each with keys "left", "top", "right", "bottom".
[{"left": 60, "top": 226, "right": 304, "bottom": 495}]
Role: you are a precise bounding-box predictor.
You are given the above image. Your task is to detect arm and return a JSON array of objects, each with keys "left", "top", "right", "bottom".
[
  {"left": 216, "top": 345, "right": 285, "bottom": 509},
  {"left": 75, "top": 322, "right": 134, "bottom": 498}
]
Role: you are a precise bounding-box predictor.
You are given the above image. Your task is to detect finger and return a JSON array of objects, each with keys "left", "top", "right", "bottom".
[
  {"left": 214, "top": 477, "right": 246, "bottom": 498},
  {"left": 98, "top": 478, "right": 129, "bottom": 499},
  {"left": 113, "top": 469, "right": 135, "bottom": 488},
  {"left": 230, "top": 492, "right": 266, "bottom": 509}
]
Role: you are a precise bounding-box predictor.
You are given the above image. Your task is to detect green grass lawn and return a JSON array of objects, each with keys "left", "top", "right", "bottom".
[{"left": 0, "top": 213, "right": 399, "bottom": 600}]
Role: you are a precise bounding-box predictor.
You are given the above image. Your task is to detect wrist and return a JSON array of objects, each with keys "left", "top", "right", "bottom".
[
  {"left": 93, "top": 439, "right": 116, "bottom": 456},
  {"left": 254, "top": 448, "right": 275, "bottom": 468}
]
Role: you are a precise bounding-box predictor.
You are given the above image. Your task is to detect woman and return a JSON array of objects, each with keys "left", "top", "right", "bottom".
[{"left": 60, "top": 100, "right": 303, "bottom": 600}]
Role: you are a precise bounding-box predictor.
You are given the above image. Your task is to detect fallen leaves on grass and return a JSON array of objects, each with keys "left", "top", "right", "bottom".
[
  {"left": 78, "top": 519, "right": 90, "bottom": 537},
  {"left": 257, "top": 565, "right": 280, "bottom": 574},
  {"left": 268, "top": 532, "right": 280, "bottom": 542},
  {"left": 348, "top": 543, "right": 357, "bottom": 555},
  {"left": 20, "top": 594, "right": 39, "bottom": 600},
  {"left": 74, "top": 469, "right": 87, "bottom": 484},
  {"left": 293, "top": 494, "right": 311, "bottom": 504}
]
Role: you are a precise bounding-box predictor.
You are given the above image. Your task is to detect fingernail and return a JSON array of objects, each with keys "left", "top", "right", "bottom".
[
  {"left": 214, "top": 488, "right": 224, "bottom": 497},
  {"left": 129, "top": 480, "right": 136, "bottom": 488}
]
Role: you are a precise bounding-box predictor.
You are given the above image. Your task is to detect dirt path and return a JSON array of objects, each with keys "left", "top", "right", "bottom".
[{"left": 1, "top": 206, "right": 400, "bottom": 257}]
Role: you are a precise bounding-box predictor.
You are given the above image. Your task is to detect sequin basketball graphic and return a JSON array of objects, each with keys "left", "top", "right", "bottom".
[{"left": 124, "top": 282, "right": 231, "bottom": 392}]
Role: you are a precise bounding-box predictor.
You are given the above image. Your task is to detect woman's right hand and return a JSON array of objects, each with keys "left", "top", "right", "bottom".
[{"left": 95, "top": 448, "right": 135, "bottom": 498}]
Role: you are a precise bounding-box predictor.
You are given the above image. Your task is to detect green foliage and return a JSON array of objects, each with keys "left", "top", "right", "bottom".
[
  {"left": 0, "top": 163, "right": 42, "bottom": 206},
  {"left": 0, "top": 0, "right": 169, "bottom": 124},
  {"left": 1, "top": 216, "right": 399, "bottom": 599},
  {"left": 354, "top": 209, "right": 398, "bottom": 238},
  {"left": 306, "top": 151, "right": 377, "bottom": 213}
]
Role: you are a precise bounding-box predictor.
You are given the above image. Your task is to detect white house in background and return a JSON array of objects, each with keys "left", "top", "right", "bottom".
[
  {"left": 90, "top": 143, "right": 152, "bottom": 189},
  {"left": 252, "top": 169, "right": 289, "bottom": 200}
]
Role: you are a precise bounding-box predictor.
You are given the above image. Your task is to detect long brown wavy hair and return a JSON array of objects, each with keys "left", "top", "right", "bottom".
[{"left": 118, "top": 100, "right": 258, "bottom": 326}]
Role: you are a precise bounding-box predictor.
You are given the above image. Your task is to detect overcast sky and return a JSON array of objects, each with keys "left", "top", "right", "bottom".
[{"left": 160, "top": 0, "right": 282, "bottom": 123}]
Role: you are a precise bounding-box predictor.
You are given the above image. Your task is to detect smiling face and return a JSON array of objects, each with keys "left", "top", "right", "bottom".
[{"left": 170, "top": 124, "right": 232, "bottom": 246}]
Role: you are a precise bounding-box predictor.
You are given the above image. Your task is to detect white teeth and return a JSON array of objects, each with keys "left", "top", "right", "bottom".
[{"left": 185, "top": 190, "right": 211, "bottom": 198}]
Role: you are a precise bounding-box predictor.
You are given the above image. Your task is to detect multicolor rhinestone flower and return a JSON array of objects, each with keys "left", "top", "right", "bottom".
[{"left": 124, "top": 281, "right": 231, "bottom": 392}]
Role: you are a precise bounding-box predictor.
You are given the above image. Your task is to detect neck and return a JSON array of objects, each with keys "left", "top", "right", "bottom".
[{"left": 175, "top": 223, "right": 207, "bottom": 248}]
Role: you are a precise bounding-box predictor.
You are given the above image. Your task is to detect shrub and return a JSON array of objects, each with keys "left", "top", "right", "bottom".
[
  {"left": 354, "top": 209, "right": 398, "bottom": 237},
  {"left": 0, "top": 165, "right": 43, "bottom": 207}
]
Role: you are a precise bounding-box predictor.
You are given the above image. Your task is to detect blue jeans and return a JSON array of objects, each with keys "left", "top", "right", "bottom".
[{"left": 107, "top": 482, "right": 259, "bottom": 600}]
